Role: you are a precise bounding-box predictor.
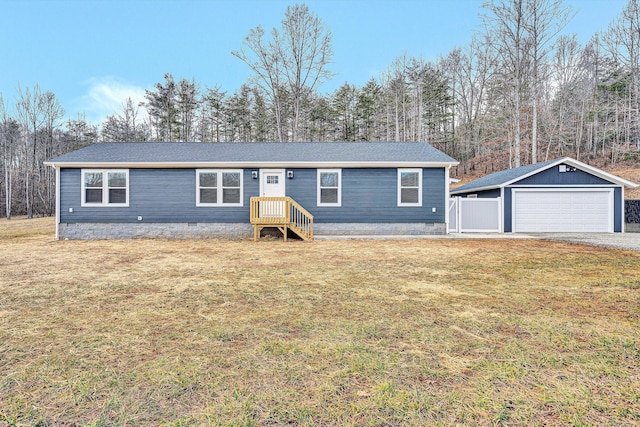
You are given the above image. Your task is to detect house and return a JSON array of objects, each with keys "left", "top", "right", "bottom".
[
  {"left": 44, "top": 142, "right": 459, "bottom": 240},
  {"left": 450, "top": 157, "right": 638, "bottom": 233}
]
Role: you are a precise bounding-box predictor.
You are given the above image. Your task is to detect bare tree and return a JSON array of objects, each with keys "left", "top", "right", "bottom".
[
  {"left": 482, "top": 0, "right": 532, "bottom": 167},
  {"left": 444, "top": 35, "right": 498, "bottom": 167},
  {"left": 384, "top": 55, "right": 411, "bottom": 142},
  {"left": 526, "top": 0, "right": 573, "bottom": 163},
  {"left": 603, "top": 0, "right": 640, "bottom": 151},
  {"left": 233, "top": 25, "right": 287, "bottom": 141},
  {"left": 41, "top": 91, "right": 64, "bottom": 215},
  {"left": 121, "top": 97, "right": 143, "bottom": 141},
  {"left": 16, "top": 84, "right": 45, "bottom": 218},
  {"left": 0, "top": 95, "right": 19, "bottom": 219},
  {"left": 547, "top": 34, "right": 585, "bottom": 159},
  {"left": 278, "top": 4, "right": 333, "bottom": 141},
  {"left": 233, "top": 3, "right": 332, "bottom": 142}
]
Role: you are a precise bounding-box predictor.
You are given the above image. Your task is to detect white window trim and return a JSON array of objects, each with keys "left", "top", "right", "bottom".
[
  {"left": 317, "top": 169, "right": 342, "bottom": 207},
  {"left": 81, "top": 169, "right": 129, "bottom": 207},
  {"left": 398, "top": 168, "right": 422, "bottom": 207},
  {"left": 196, "top": 169, "right": 244, "bottom": 207}
]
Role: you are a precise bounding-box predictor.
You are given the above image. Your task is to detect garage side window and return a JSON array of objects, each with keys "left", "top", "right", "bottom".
[
  {"left": 81, "top": 169, "right": 129, "bottom": 207},
  {"left": 197, "top": 169, "right": 243, "bottom": 207},
  {"left": 398, "top": 168, "right": 422, "bottom": 206}
]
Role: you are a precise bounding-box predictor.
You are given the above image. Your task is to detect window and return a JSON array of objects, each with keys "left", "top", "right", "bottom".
[
  {"left": 398, "top": 168, "right": 422, "bottom": 206},
  {"left": 197, "top": 170, "right": 243, "bottom": 206},
  {"left": 317, "top": 169, "right": 341, "bottom": 206},
  {"left": 81, "top": 169, "right": 129, "bottom": 207}
]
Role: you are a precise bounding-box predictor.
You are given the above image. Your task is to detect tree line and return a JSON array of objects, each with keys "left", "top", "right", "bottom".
[{"left": 2, "top": 1, "right": 640, "bottom": 219}]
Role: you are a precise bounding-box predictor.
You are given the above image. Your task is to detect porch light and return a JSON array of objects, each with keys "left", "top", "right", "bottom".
[
  {"left": 252, "top": 171, "right": 258, "bottom": 179},
  {"left": 287, "top": 171, "right": 294, "bottom": 179}
]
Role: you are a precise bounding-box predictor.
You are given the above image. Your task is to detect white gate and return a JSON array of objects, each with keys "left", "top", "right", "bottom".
[
  {"left": 448, "top": 197, "right": 501, "bottom": 233},
  {"left": 448, "top": 198, "right": 459, "bottom": 233}
]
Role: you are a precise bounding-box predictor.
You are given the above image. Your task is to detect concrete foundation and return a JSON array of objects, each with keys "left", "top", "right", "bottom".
[
  {"left": 314, "top": 222, "right": 446, "bottom": 236},
  {"left": 58, "top": 222, "right": 254, "bottom": 240},
  {"left": 58, "top": 222, "right": 447, "bottom": 239},
  {"left": 625, "top": 223, "right": 640, "bottom": 233}
]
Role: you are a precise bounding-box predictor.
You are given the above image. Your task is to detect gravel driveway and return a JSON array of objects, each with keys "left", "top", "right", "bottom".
[
  {"left": 530, "top": 233, "right": 640, "bottom": 251},
  {"left": 320, "top": 232, "right": 640, "bottom": 251}
]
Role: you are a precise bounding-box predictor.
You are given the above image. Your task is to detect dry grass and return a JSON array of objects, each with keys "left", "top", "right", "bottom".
[
  {"left": 1, "top": 218, "right": 639, "bottom": 426},
  {"left": 614, "top": 168, "right": 640, "bottom": 199}
]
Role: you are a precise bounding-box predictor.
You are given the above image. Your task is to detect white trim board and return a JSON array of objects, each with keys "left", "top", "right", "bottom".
[{"left": 45, "top": 161, "right": 458, "bottom": 169}]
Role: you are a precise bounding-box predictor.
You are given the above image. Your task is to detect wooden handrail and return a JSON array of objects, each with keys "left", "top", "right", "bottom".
[{"left": 250, "top": 196, "right": 314, "bottom": 241}]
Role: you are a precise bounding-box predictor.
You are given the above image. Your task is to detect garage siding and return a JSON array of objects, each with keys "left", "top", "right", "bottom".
[
  {"left": 513, "top": 165, "right": 612, "bottom": 186},
  {"left": 614, "top": 187, "right": 623, "bottom": 232}
]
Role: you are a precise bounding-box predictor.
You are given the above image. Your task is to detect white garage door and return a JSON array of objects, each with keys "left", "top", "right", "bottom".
[{"left": 513, "top": 189, "right": 613, "bottom": 232}]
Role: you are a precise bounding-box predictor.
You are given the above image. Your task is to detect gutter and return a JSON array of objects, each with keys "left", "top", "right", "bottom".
[{"left": 43, "top": 160, "right": 460, "bottom": 169}]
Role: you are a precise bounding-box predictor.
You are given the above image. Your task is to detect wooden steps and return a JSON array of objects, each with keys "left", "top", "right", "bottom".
[{"left": 250, "top": 197, "right": 314, "bottom": 241}]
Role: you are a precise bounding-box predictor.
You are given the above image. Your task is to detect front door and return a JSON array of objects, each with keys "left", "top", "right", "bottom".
[
  {"left": 260, "top": 169, "right": 286, "bottom": 218},
  {"left": 260, "top": 169, "right": 286, "bottom": 197}
]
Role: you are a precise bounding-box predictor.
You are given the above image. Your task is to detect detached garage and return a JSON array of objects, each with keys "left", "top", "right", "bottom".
[{"left": 451, "top": 157, "right": 637, "bottom": 233}]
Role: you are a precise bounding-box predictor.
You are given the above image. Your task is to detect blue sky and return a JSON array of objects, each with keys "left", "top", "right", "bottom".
[{"left": 0, "top": 0, "right": 629, "bottom": 125}]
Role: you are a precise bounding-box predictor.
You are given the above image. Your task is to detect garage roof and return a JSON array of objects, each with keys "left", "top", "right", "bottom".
[{"left": 451, "top": 157, "right": 637, "bottom": 194}]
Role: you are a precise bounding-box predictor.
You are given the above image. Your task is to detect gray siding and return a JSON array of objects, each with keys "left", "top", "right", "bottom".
[
  {"left": 60, "top": 167, "right": 447, "bottom": 224},
  {"left": 614, "top": 187, "right": 622, "bottom": 232},
  {"left": 513, "top": 164, "right": 612, "bottom": 186},
  {"left": 287, "top": 168, "right": 446, "bottom": 223},
  {"left": 504, "top": 188, "right": 513, "bottom": 232},
  {"left": 61, "top": 169, "right": 258, "bottom": 223}
]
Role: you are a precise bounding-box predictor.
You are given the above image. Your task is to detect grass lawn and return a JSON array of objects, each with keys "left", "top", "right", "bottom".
[{"left": 1, "top": 218, "right": 639, "bottom": 426}]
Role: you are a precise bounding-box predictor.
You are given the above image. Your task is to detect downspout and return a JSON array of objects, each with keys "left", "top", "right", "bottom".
[
  {"left": 500, "top": 187, "right": 505, "bottom": 233},
  {"left": 445, "top": 166, "right": 451, "bottom": 234},
  {"left": 621, "top": 186, "right": 625, "bottom": 233},
  {"left": 55, "top": 166, "right": 60, "bottom": 240}
]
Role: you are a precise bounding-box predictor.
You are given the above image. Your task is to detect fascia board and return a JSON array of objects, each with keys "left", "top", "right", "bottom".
[
  {"left": 451, "top": 162, "right": 564, "bottom": 195},
  {"left": 44, "top": 160, "right": 459, "bottom": 169},
  {"left": 500, "top": 157, "right": 638, "bottom": 189},
  {"left": 563, "top": 157, "right": 639, "bottom": 188},
  {"left": 450, "top": 184, "right": 500, "bottom": 195}
]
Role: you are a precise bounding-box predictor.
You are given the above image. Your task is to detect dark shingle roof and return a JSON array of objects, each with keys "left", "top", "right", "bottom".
[
  {"left": 46, "top": 142, "right": 458, "bottom": 166},
  {"left": 451, "top": 159, "right": 558, "bottom": 194}
]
